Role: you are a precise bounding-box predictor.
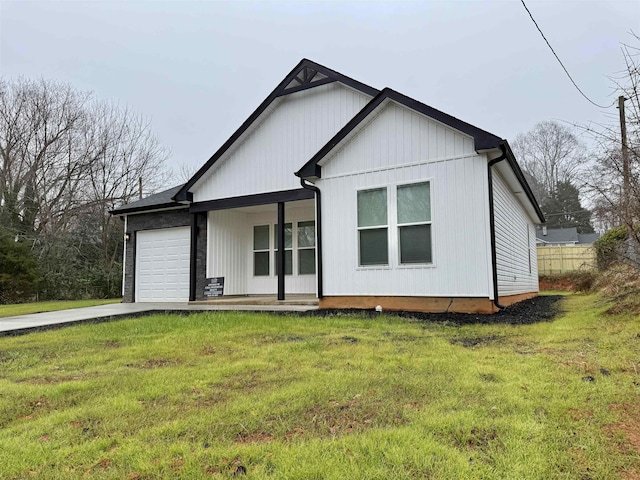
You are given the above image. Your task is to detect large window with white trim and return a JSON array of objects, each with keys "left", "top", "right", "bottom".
[
  {"left": 273, "top": 223, "right": 293, "bottom": 275},
  {"left": 297, "top": 221, "right": 316, "bottom": 274},
  {"left": 357, "top": 187, "right": 388, "bottom": 266},
  {"left": 397, "top": 182, "right": 432, "bottom": 264},
  {"left": 357, "top": 182, "right": 433, "bottom": 267},
  {"left": 253, "top": 225, "right": 270, "bottom": 276}
]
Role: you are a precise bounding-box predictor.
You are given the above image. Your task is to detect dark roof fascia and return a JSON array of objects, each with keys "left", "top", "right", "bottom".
[
  {"left": 296, "top": 88, "right": 505, "bottom": 179},
  {"left": 501, "top": 141, "right": 546, "bottom": 223},
  {"left": 173, "top": 59, "right": 379, "bottom": 202},
  {"left": 109, "top": 184, "right": 186, "bottom": 216},
  {"left": 109, "top": 203, "right": 188, "bottom": 216},
  {"left": 189, "top": 188, "right": 314, "bottom": 213}
]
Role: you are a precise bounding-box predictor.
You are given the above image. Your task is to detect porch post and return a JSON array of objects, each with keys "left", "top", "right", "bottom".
[
  {"left": 277, "top": 201, "right": 285, "bottom": 301},
  {"left": 189, "top": 213, "right": 198, "bottom": 302}
]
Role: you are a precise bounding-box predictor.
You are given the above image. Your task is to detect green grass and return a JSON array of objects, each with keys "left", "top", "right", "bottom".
[
  {"left": 0, "top": 299, "right": 121, "bottom": 318},
  {"left": 0, "top": 294, "right": 638, "bottom": 479}
]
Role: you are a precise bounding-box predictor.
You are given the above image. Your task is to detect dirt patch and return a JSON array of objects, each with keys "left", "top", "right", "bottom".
[
  {"left": 450, "top": 335, "right": 502, "bottom": 348},
  {"left": 605, "top": 402, "right": 640, "bottom": 479},
  {"left": 127, "top": 358, "right": 179, "bottom": 369},
  {"left": 20, "top": 373, "right": 98, "bottom": 385},
  {"left": 606, "top": 403, "right": 640, "bottom": 454},
  {"left": 297, "top": 394, "right": 405, "bottom": 438},
  {"left": 235, "top": 431, "right": 275, "bottom": 443}
]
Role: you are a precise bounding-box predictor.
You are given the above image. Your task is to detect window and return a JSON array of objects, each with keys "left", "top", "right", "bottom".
[
  {"left": 253, "top": 225, "right": 270, "bottom": 276},
  {"left": 357, "top": 188, "right": 388, "bottom": 266},
  {"left": 273, "top": 223, "right": 293, "bottom": 275},
  {"left": 298, "top": 221, "right": 316, "bottom": 274},
  {"left": 397, "top": 182, "right": 432, "bottom": 264}
]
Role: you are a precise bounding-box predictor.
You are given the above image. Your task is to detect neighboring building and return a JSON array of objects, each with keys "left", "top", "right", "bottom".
[
  {"left": 110, "top": 59, "right": 544, "bottom": 313},
  {"left": 536, "top": 227, "right": 601, "bottom": 246}
]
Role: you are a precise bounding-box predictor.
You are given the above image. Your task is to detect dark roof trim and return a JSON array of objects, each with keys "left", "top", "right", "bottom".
[
  {"left": 296, "top": 88, "right": 504, "bottom": 179},
  {"left": 173, "top": 59, "right": 379, "bottom": 202},
  {"left": 501, "top": 141, "right": 545, "bottom": 223},
  {"left": 110, "top": 203, "right": 187, "bottom": 216},
  {"left": 109, "top": 184, "right": 186, "bottom": 216},
  {"left": 189, "top": 188, "right": 314, "bottom": 213}
]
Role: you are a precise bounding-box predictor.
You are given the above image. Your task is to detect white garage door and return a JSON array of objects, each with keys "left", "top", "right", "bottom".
[{"left": 135, "top": 227, "right": 190, "bottom": 302}]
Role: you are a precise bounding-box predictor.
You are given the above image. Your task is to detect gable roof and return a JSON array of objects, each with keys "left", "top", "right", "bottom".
[
  {"left": 110, "top": 184, "right": 186, "bottom": 216},
  {"left": 536, "top": 227, "right": 579, "bottom": 244},
  {"left": 173, "top": 59, "right": 379, "bottom": 202},
  {"left": 295, "top": 88, "right": 544, "bottom": 223},
  {"left": 296, "top": 88, "right": 503, "bottom": 179},
  {"left": 535, "top": 227, "right": 600, "bottom": 245}
]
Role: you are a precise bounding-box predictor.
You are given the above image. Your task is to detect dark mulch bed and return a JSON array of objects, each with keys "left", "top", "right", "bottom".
[{"left": 305, "top": 295, "right": 564, "bottom": 326}]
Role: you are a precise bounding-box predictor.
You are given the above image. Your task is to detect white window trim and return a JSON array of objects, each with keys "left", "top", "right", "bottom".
[
  {"left": 297, "top": 220, "right": 316, "bottom": 276},
  {"left": 252, "top": 220, "right": 316, "bottom": 278},
  {"left": 396, "top": 180, "right": 433, "bottom": 267},
  {"left": 253, "top": 224, "right": 271, "bottom": 277},
  {"left": 355, "top": 179, "right": 436, "bottom": 270},
  {"left": 356, "top": 186, "right": 390, "bottom": 268}
]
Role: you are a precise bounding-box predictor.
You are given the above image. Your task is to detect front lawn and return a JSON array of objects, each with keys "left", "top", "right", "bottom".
[
  {"left": 0, "top": 294, "right": 638, "bottom": 479},
  {"left": 0, "top": 299, "right": 121, "bottom": 318}
]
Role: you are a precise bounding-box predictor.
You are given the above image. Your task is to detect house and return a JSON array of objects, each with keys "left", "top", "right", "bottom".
[
  {"left": 110, "top": 59, "right": 544, "bottom": 313},
  {"left": 536, "top": 226, "right": 600, "bottom": 246}
]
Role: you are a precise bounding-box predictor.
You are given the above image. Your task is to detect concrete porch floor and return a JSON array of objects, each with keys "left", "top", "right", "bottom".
[{"left": 190, "top": 294, "right": 319, "bottom": 306}]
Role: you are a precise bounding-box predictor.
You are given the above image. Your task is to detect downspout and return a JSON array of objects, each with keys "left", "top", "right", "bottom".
[
  {"left": 488, "top": 145, "right": 507, "bottom": 310},
  {"left": 122, "top": 215, "right": 128, "bottom": 297},
  {"left": 300, "top": 178, "right": 323, "bottom": 298}
]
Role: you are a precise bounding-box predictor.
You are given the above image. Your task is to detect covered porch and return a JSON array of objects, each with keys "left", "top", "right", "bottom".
[{"left": 188, "top": 188, "right": 320, "bottom": 301}]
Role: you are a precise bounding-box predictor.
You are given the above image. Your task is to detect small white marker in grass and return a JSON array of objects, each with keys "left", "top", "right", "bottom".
[{"left": 375, "top": 305, "right": 383, "bottom": 312}]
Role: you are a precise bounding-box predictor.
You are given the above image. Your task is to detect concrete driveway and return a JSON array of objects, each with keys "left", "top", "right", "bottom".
[{"left": 0, "top": 302, "right": 318, "bottom": 335}]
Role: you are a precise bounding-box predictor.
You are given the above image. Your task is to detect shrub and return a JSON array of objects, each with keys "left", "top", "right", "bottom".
[
  {"left": 0, "top": 234, "right": 40, "bottom": 304},
  {"left": 592, "top": 265, "right": 640, "bottom": 315},
  {"left": 593, "top": 225, "right": 633, "bottom": 270}
]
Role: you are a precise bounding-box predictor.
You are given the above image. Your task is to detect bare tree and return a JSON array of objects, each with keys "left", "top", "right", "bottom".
[
  {"left": 512, "top": 120, "right": 588, "bottom": 203},
  {"left": 581, "top": 34, "right": 640, "bottom": 267},
  {"left": 174, "top": 160, "right": 197, "bottom": 184},
  {"left": 0, "top": 77, "right": 169, "bottom": 300}
]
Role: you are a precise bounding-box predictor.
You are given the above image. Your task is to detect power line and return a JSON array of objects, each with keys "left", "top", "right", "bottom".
[{"left": 519, "top": 0, "right": 615, "bottom": 110}]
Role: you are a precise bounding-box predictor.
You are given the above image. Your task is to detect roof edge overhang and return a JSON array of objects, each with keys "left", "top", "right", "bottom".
[
  {"left": 109, "top": 203, "right": 188, "bottom": 217},
  {"left": 495, "top": 141, "right": 545, "bottom": 224},
  {"left": 296, "top": 88, "right": 505, "bottom": 179},
  {"left": 173, "top": 58, "right": 379, "bottom": 202}
]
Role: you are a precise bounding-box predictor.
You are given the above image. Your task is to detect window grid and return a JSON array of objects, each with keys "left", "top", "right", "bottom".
[
  {"left": 356, "top": 182, "right": 433, "bottom": 268},
  {"left": 357, "top": 187, "right": 389, "bottom": 266},
  {"left": 397, "top": 182, "right": 432, "bottom": 265},
  {"left": 253, "top": 225, "right": 270, "bottom": 276},
  {"left": 297, "top": 221, "right": 316, "bottom": 275}
]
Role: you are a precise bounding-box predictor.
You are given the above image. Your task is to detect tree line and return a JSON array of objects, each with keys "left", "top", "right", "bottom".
[
  {"left": 513, "top": 35, "right": 639, "bottom": 269},
  {"left": 0, "top": 78, "right": 168, "bottom": 303},
  {"left": 1, "top": 37, "right": 638, "bottom": 303}
]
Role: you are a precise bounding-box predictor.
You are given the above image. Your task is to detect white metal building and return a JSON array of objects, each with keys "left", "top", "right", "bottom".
[{"left": 111, "top": 59, "right": 544, "bottom": 313}]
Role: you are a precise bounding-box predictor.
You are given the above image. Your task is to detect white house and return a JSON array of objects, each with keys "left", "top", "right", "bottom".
[{"left": 111, "top": 59, "right": 544, "bottom": 313}]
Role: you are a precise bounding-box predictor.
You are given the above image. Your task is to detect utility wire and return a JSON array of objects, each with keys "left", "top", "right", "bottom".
[{"left": 519, "top": 0, "right": 615, "bottom": 109}]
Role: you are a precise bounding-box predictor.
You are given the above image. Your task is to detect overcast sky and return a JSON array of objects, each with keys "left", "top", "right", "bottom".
[{"left": 1, "top": 0, "right": 639, "bottom": 186}]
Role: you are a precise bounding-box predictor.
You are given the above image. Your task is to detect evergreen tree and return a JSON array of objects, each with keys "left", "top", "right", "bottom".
[
  {"left": 0, "top": 230, "right": 40, "bottom": 303},
  {"left": 542, "top": 181, "right": 594, "bottom": 233}
]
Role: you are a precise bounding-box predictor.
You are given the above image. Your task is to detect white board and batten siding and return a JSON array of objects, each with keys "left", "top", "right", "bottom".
[
  {"left": 207, "top": 202, "right": 316, "bottom": 296},
  {"left": 317, "top": 101, "right": 495, "bottom": 298},
  {"left": 192, "top": 83, "right": 372, "bottom": 203},
  {"left": 135, "top": 227, "right": 190, "bottom": 302},
  {"left": 492, "top": 171, "right": 539, "bottom": 295}
]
